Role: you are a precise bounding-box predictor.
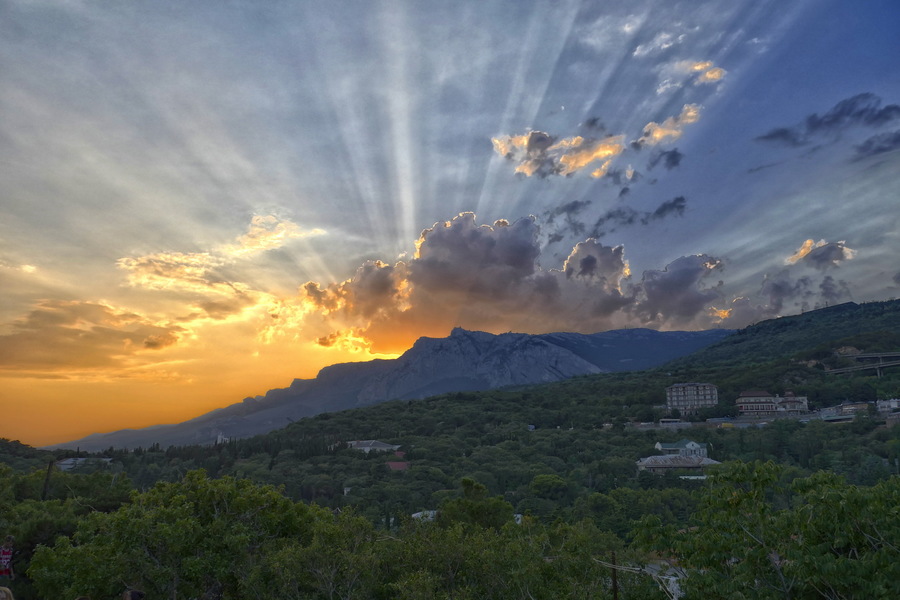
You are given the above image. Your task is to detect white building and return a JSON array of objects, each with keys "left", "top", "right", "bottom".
[
  {"left": 666, "top": 383, "right": 718, "bottom": 415},
  {"left": 736, "top": 391, "right": 808, "bottom": 416}
]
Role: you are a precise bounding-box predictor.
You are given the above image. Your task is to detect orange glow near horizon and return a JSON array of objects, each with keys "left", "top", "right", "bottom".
[{"left": 1, "top": 329, "right": 402, "bottom": 448}]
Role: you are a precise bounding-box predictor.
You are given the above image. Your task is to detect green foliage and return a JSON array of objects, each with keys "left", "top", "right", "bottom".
[
  {"left": 634, "top": 462, "right": 900, "bottom": 598},
  {"left": 7, "top": 299, "right": 900, "bottom": 597},
  {"left": 30, "top": 470, "right": 316, "bottom": 600},
  {"left": 0, "top": 439, "right": 54, "bottom": 473},
  {"left": 25, "top": 473, "right": 667, "bottom": 599},
  {"left": 0, "top": 465, "right": 132, "bottom": 599},
  {"left": 437, "top": 478, "right": 514, "bottom": 530}
]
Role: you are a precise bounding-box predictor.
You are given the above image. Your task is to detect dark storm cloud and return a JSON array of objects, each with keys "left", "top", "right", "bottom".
[
  {"left": 545, "top": 200, "right": 592, "bottom": 224},
  {"left": 607, "top": 168, "right": 641, "bottom": 187},
  {"left": 589, "top": 197, "right": 688, "bottom": 238},
  {"left": 819, "top": 275, "right": 852, "bottom": 305},
  {"left": 590, "top": 207, "right": 640, "bottom": 238},
  {"left": 756, "top": 93, "right": 900, "bottom": 146},
  {"left": 789, "top": 240, "right": 856, "bottom": 270},
  {"left": 563, "top": 239, "right": 628, "bottom": 281},
  {"left": 581, "top": 117, "right": 607, "bottom": 132},
  {"left": 633, "top": 255, "right": 722, "bottom": 325},
  {"left": 854, "top": 130, "right": 900, "bottom": 159},
  {"left": 408, "top": 214, "right": 539, "bottom": 296},
  {"left": 756, "top": 127, "right": 807, "bottom": 146},
  {"left": 759, "top": 271, "right": 813, "bottom": 313},
  {"left": 806, "top": 93, "right": 900, "bottom": 132},
  {"left": 302, "top": 214, "right": 645, "bottom": 350},
  {"left": 646, "top": 196, "right": 687, "bottom": 221},
  {"left": 893, "top": 272, "right": 900, "bottom": 286},
  {"left": 647, "top": 148, "right": 684, "bottom": 170}
]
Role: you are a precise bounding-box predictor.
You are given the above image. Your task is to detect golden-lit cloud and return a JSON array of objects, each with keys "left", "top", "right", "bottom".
[
  {"left": 697, "top": 66, "right": 726, "bottom": 83},
  {"left": 117, "top": 214, "right": 325, "bottom": 323},
  {"left": 655, "top": 59, "right": 726, "bottom": 94},
  {"left": 490, "top": 134, "right": 529, "bottom": 158},
  {"left": 297, "top": 213, "right": 730, "bottom": 353},
  {"left": 223, "top": 214, "right": 325, "bottom": 257},
  {"left": 686, "top": 60, "right": 726, "bottom": 83},
  {"left": 117, "top": 251, "right": 225, "bottom": 291},
  {"left": 635, "top": 104, "right": 702, "bottom": 147},
  {"left": 0, "top": 299, "right": 184, "bottom": 376},
  {"left": 558, "top": 136, "right": 625, "bottom": 176},
  {"left": 492, "top": 130, "right": 626, "bottom": 178},
  {"left": 786, "top": 239, "right": 856, "bottom": 269}
]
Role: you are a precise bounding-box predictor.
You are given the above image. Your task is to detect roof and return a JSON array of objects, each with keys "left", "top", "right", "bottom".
[
  {"left": 636, "top": 455, "right": 721, "bottom": 469},
  {"left": 667, "top": 382, "right": 717, "bottom": 389},
  {"left": 347, "top": 440, "right": 400, "bottom": 451},
  {"left": 387, "top": 461, "right": 410, "bottom": 471},
  {"left": 55, "top": 457, "right": 113, "bottom": 471},
  {"left": 656, "top": 439, "right": 706, "bottom": 450}
]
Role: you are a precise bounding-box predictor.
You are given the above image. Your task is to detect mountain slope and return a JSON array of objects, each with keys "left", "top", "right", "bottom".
[
  {"left": 51, "top": 327, "right": 732, "bottom": 450},
  {"left": 665, "top": 301, "right": 900, "bottom": 370}
]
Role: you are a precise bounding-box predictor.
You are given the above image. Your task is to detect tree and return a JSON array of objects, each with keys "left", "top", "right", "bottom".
[
  {"left": 437, "top": 478, "right": 514, "bottom": 530},
  {"left": 635, "top": 461, "right": 900, "bottom": 599},
  {"left": 30, "top": 470, "right": 315, "bottom": 600}
]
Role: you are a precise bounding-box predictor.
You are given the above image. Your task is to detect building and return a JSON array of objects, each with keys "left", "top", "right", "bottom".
[
  {"left": 55, "top": 457, "right": 113, "bottom": 472},
  {"left": 666, "top": 383, "right": 718, "bottom": 415},
  {"left": 655, "top": 439, "right": 708, "bottom": 458},
  {"left": 345, "top": 440, "right": 401, "bottom": 454},
  {"left": 636, "top": 455, "right": 721, "bottom": 473},
  {"left": 736, "top": 391, "right": 809, "bottom": 417}
]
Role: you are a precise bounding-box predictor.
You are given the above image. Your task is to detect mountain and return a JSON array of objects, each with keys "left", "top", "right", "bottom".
[
  {"left": 666, "top": 301, "right": 900, "bottom": 370},
  {"left": 51, "top": 327, "right": 732, "bottom": 450}
]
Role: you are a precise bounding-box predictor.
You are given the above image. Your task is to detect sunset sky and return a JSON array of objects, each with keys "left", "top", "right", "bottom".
[{"left": 2, "top": 0, "right": 899, "bottom": 447}]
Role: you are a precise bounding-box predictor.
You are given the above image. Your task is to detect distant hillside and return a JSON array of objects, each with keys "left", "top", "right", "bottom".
[
  {"left": 664, "top": 301, "right": 900, "bottom": 370},
  {"left": 50, "top": 327, "right": 731, "bottom": 451}
]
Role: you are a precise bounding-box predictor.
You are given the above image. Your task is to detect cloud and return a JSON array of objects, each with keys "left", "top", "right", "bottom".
[
  {"left": 633, "top": 254, "right": 722, "bottom": 326},
  {"left": 760, "top": 270, "right": 813, "bottom": 313},
  {"left": 118, "top": 252, "right": 226, "bottom": 291},
  {"left": 656, "top": 60, "right": 727, "bottom": 94},
  {"left": 223, "top": 215, "right": 325, "bottom": 257},
  {"left": 756, "top": 93, "right": 900, "bottom": 146},
  {"left": 786, "top": 239, "right": 856, "bottom": 270},
  {"left": 633, "top": 31, "right": 685, "bottom": 57},
  {"left": 632, "top": 104, "right": 702, "bottom": 149},
  {"left": 716, "top": 264, "right": 855, "bottom": 329},
  {"left": 755, "top": 127, "right": 807, "bottom": 147},
  {"left": 0, "top": 300, "right": 184, "bottom": 375},
  {"left": 854, "top": 130, "right": 900, "bottom": 159},
  {"left": 546, "top": 200, "right": 592, "bottom": 225},
  {"left": 118, "top": 215, "right": 319, "bottom": 319},
  {"left": 647, "top": 196, "right": 687, "bottom": 221},
  {"left": 589, "top": 196, "right": 687, "bottom": 238},
  {"left": 647, "top": 148, "right": 683, "bottom": 170},
  {"left": 696, "top": 67, "right": 726, "bottom": 84},
  {"left": 494, "top": 106, "right": 703, "bottom": 178},
  {"left": 818, "top": 275, "right": 852, "bottom": 305},
  {"left": 492, "top": 131, "right": 625, "bottom": 178},
  {"left": 299, "top": 213, "right": 732, "bottom": 352}
]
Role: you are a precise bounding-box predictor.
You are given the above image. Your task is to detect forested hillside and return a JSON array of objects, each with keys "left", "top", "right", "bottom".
[{"left": 2, "top": 299, "right": 899, "bottom": 598}]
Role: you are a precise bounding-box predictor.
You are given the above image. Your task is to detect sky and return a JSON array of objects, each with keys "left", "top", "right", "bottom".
[{"left": 2, "top": 0, "right": 899, "bottom": 447}]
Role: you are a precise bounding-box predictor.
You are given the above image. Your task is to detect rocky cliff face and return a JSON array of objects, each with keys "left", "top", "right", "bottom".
[
  {"left": 356, "top": 329, "right": 607, "bottom": 404},
  {"left": 53, "top": 327, "right": 732, "bottom": 450}
]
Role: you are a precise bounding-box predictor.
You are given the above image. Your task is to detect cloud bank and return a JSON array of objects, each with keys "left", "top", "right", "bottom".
[
  {"left": 300, "top": 212, "right": 729, "bottom": 352},
  {"left": 756, "top": 93, "right": 900, "bottom": 147}
]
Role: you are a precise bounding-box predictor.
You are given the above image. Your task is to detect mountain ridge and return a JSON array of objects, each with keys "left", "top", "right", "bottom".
[{"left": 49, "top": 327, "right": 732, "bottom": 450}]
